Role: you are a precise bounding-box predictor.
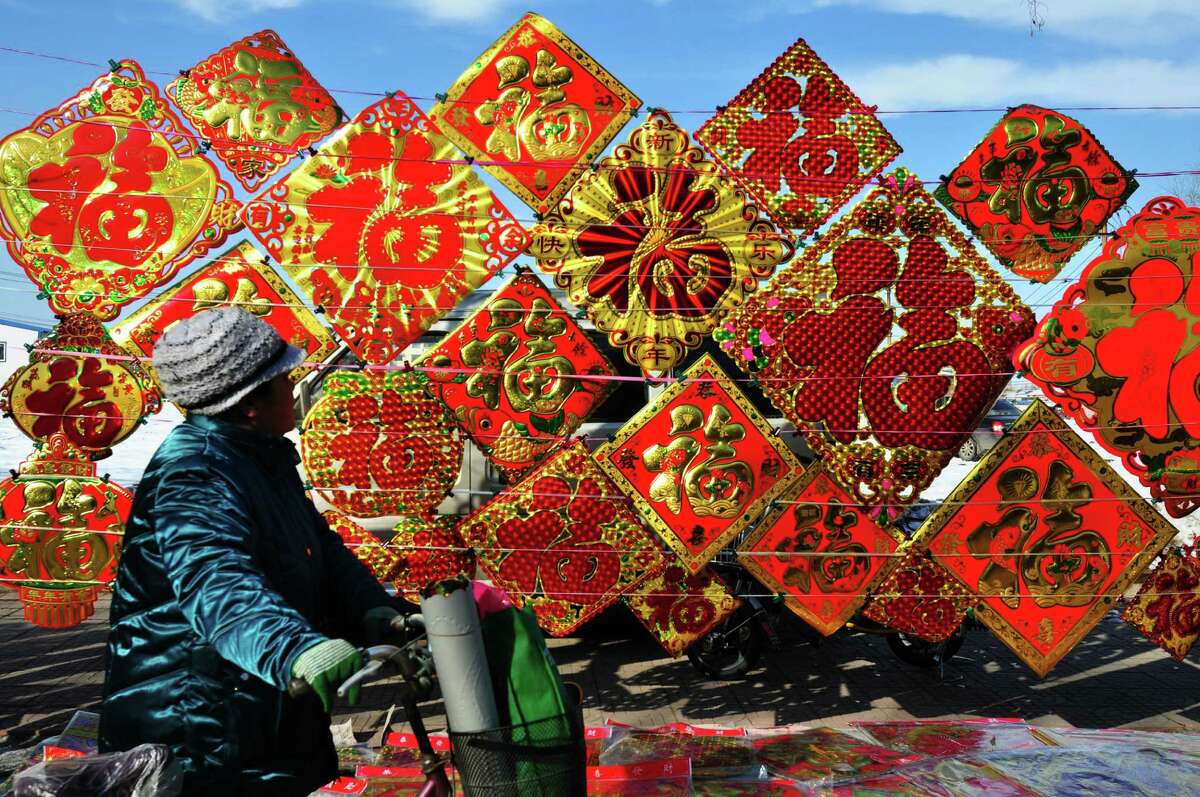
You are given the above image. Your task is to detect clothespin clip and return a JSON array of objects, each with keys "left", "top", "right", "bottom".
[
  {"left": 434, "top": 92, "right": 448, "bottom": 103},
  {"left": 313, "top": 305, "right": 325, "bottom": 315},
  {"left": 260, "top": 255, "right": 272, "bottom": 266},
  {"left": 464, "top": 155, "right": 474, "bottom": 165},
  {"left": 716, "top": 104, "right": 727, "bottom": 114},
  {"left": 101, "top": 473, "right": 111, "bottom": 483},
  {"left": 198, "top": 140, "right": 212, "bottom": 154},
  {"left": 401, "top": 361, "right": 414, "bottom": 372},
  {"left": 307, "top": 146, "right": 318, "bottom": 157},
  {"left": 108, "top": 58, "right": 122, "bottom": 73}
]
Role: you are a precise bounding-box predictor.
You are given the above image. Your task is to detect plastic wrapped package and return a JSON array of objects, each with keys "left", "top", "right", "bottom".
[
  {"left": 598, "top": 724, "right": 760, "bottom": 781},
  {"left": 587, "top": 758, "right": 692, "bottom": 796},
  {"left": 852, "top": 719, "right": 1047, "bottom": 758},
  {"left": 746, "top": 727, "right": 922, "bottom": 783},
  {"left": 13, "top": 744, "right": 181, "bottom": 797}
]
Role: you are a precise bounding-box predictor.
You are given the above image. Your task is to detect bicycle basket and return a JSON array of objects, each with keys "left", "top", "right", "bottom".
[{"left": 449, "top": 705, "right": 585, "bottom": 797}]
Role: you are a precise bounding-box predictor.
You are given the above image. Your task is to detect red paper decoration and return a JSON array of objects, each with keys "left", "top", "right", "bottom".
[
  {"left": 0, "top": 435, "right": 133, "bottom": 628},
  {"left": 722, "top": 168, "right": 1035, "bottom": 518},
  {"left": 596, "top": 354, "right": 804, "bottom": 573},
  {"left": 1121, "top": 546, "right": 1200, "bottom": 661},
  {"left": 301, "top": 371, "right": 463, "bottom": 518},
  {"left": 461, "top": 441, "right": 665, "bottom": 636},
  {"left": 112, "top": 241, "right": 337, "bottom": 382},
  {"left": 860, "top": 547, "right": 973, "bottom": 643},
  {"left": 390, "top": 514, "right": 474, "bottom": 602},
  {"left": 737, "top": 468, "right": 904, "bottom": 636},
  {"left": 242, "top": 91, "right": 528, "bottom": 364},
  {"left": 695, "top": 37, "right": 902, "bottom": 237},
  {"left": 1017, "top": 196, "right": 1200, "bottom": 518},
  {"left": 420, "top": 271, "right": 617, "bottom": 481},
  {"left": 1, "top": 314, "right": 161, "bottom": 456},
  {"left": 429, "top": 12, "right": 641, "bottom": 215},
  {"left": 623, "top": 562, "right": 742, "bottom": 657},
  {"left": 935, "top": 105, "right": 1136, "bottom": 283},
  {"left": 322, "top": 510, "right": 403, "bottom": 583},
  {"left": 0, "top": 61, "right": 240, "bottom": 320},
  {"left": 169, "top": 30, "right": 339, "bottom": 191},
  {"left": 911, "top": 401, "right": 1179, "bottom": 676},
  {"left": 529, "top": 111, "right": 794, "bottom": 374}
]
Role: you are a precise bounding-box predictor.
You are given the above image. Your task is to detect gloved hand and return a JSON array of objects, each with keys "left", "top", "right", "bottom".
[
  {"left": 361, "top": 605, "right": 409, "bottom": 646},
  {"left": 291, "top": 638, "right": 362, "bottom": 713}
]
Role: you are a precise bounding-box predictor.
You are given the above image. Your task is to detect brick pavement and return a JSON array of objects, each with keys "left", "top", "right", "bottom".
[{"left": 1, "top": 591, "right": 1197, "bottom": 747}]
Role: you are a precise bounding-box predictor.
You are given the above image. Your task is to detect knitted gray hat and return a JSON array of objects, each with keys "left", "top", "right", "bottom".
[{"left": 152, "top": 306, "right": 306, "bottom": 415}]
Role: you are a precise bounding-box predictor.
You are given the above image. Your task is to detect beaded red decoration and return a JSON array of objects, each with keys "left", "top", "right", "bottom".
[
  {"left": 596, "top": 354, "right": 804, "bottom": 574},
  {"left": 462, "top": 441, "right": 665, "bottom": 636},
  {"left": 623, "top": 562, "right": 741, "bottom": 657},
  {"left": 860, "top": 548, "right": 973, "bottom": 643},
  {"left": 935, "top": 105, "right": 1136, "bottom": 283},
  {"left": 1121, "top": 545, "right": 1200, "bottom": 661},
  {"left": 737, "top": 468, "right": 904, "bottom": 636},
  {"left": 695, "top": 37, "right": 901, "bottom": 237},
  {"left": 420, "top": 271, "right": 617, "bottom": 481},
  {"left": 722, "top": 167, "right": 1035, "bottom": 519},
  {"left": 910, "top": 401, "right": 1179, "bottom": 677},
  {"left": 322, "top": 510, "right": 403, "bottom": 583},
  {"left": 1017, "top": 196, "right": 1200, "bottom": 518},
  {"left": 391, "top": 514, "right": 474, "bottom": 603}
]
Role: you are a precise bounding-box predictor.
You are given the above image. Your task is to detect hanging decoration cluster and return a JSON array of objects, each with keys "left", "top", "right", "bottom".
[{"left": 0, "top": 15, "right": 1185, "bottom": 676}]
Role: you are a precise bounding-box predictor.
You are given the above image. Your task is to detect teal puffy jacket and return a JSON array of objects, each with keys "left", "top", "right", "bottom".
[{"left": 100, "top": 415, "right": 395, "bottom": 795}]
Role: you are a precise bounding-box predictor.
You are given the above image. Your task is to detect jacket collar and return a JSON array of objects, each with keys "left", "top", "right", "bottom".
[{"left": 184, "top": 415, "right": 301, "bottom": 467}]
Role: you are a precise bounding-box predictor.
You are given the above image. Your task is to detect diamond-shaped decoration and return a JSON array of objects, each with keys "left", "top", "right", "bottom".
[
  {"left": 391, "top": 513, "right": 474, "bottom": 603},
  {"left": 241, "top": 91, "right": 529, "bottom": 364},
  {"left": 596, "top": 353, "right": 804, "bottom": 573},
  {"left": 322, "top": 509, "right": 404, "bottom": 583},
  {"left": 623, "top": 562, "right": 742, "bottom": 657},
  {"left": 1, "top": 314, "right": 162, "bottom": 456},
  {"left": 737, "top": 467, "right": 905, "bottom": 635},
  {"left": 1016, "top": 196, "right": 1200, "bottom": 518},
  {"left": 461, "top": 441, "right": 665, "bottom": 636},
  {"left": 429, "top": 12, "right": 641, "bottom": 215},
  {"left": 1121, "top": 546, "right": 1200, "bottom": 661},
  {"left": 0, "top": 60, "right": 239, "bottom": 319},
  {"left": 722, "top": 168, "right": 1035, "bottom": 518},
  {"left": 529, "top": 110, "right": 794, "bottom": 375},
  {"left": 859, "top": 547, "right": 973, "bottom": 642},
  {"left": 301, "top": 370, "right": 463, "bottom": 518},
  {"left": 112, "top": 241, "right": 336, "bottom": 383},
  {"left": 934, "top": 105, "right": 1137, "bottom": 283},
  {"left": 168, "top": 30, "right": 341, "bottom": 191},
  {"left": 420, "top": 271, "right": 617, "bottom": 481},
  {"left": 695, "top": 37, "right": 902, "bottom": 238},
  {"left": 910, "top": 400, "right": 1179, "bottom": 677}
]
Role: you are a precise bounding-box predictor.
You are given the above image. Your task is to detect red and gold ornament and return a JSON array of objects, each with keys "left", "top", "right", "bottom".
[
  {"left": 111, "top": 241, "right": 336, "bottom": 383},
  {"left": 391, "top": 514, "right": 474, "bottom": 602},
  {"left": 322, "top": 510, "right": 403, "bottom": 584},
  {"left": 623, "top": 562, "right": 741, "bottom": 657},
  {"left": 695, "top": 37, "right": 902, "bottom": 238},
  {"left": 596, "top": 353, "right": 804, "bottom": 573},
  {"left": 462, "top": 441, "right": 665, "bottom": 636},
  {"left": 860, "top": 546, "right": 973, "bottom": 643},
  {"left": 301, "top": 370, "right": 463, "bottom": 518},
  {"left": 429, "top": 12, "right": 641, "bottom": 215},
  {"left": 420, "top": 271, "right": 617, "bottom": 482},
  {"left": 0, "top": 435, "right": 133, "bottom": 628},
  {"left": 242, "top": 91, "right": 528, "bottom": 364},
  {"left": 168, "top": 29, "right": 340, "bottom": 191},
  {"left": 935, "top": 105, "right": 1136, "bottom": 283},
  {"left": 737, "top": 468, "right": 904, "bottom": 636},
  {"left": 1121, "top": 545, "right": 1200, "bottom": 661},
  {"left": 0, "top": 61, "right": 239, "bottom": 319},
  {"left": 1, "top": 313, "right": 161, "bottom": 457},
  {"left": 723, "top": 167, "right": 1035, "bottom": 518},
  {"left": 910, "top": 400, "right": 1179, "bottom": 676},
  {"left": 529, "top": 111, "right": 793, "bottom": 375},
  {"left": 1016, "top": 196, "right": 1200, "bottom": 518}
]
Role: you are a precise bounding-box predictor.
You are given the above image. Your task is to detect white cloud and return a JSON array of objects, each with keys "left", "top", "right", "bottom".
[
  {"left": 846, "top": 54, "right": 1200, "bottom": 110},
  {"left": 386, "top": 0, "right": 518, "bottom": 24},
  {"left": 175, "top": 0, "right": 306, "bottom": 22}
]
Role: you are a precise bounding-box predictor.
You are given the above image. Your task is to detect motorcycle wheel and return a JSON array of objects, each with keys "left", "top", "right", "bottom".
[
  {"left": 886, "top": 625, "right": 966, "bottom": 667},
  {"left": 686, "top": 607, "right": 765, "bottom": 679}
]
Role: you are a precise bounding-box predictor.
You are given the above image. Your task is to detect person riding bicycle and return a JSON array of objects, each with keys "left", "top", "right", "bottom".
[{"left": 100, "top": 307, "right": 409, "bottom": 795}]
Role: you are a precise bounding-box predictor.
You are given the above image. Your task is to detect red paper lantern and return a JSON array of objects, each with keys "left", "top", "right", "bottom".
[
  {"left": 0, "top": 61, "right": 239, "bottom": 319},
  {"left": 112, "top": 241, "right": 337, "bottom": 383},
  {"left": 1017, "top": 196, "right": 1200, "bottom": 518},
  {"left": 242, "top": 91, "right": 528, "bottom": 364},
  {"left": 737, "top": 468, "right": 904, "bottom": 636},
  {"left": 723, "top": 167, "right": 1035, "bottom": 518},
  {"left": 429, "top": 12, "right": 641, "bottom": 215},
  {"left": 461, "top": 441, "right": 665, "bottom": 636},
  {"left": 596, "top": 354, "right": 804, "bottom": 573},
  {"left": 168, "top": 30, "right": 340, "bottom": 191},
  {"left": 695, "top": 37, "right": 902, "bottom": 238},
  {"left": 935, "top": 105, "right": 1136, "bottom": 283},
  {"left": 910, "top": 401, "right": 1179, "bottom": 676},
  {"left": 420, "top": 271, "right": 618, "bottom": 481},
  {"left": 302, "top": 371, "right": 463, "bottom": 518}
]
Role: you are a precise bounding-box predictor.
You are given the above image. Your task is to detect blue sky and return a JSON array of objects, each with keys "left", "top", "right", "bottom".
[{"left": 1, "top": 0, "right": 1198, "bottom": 324}]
